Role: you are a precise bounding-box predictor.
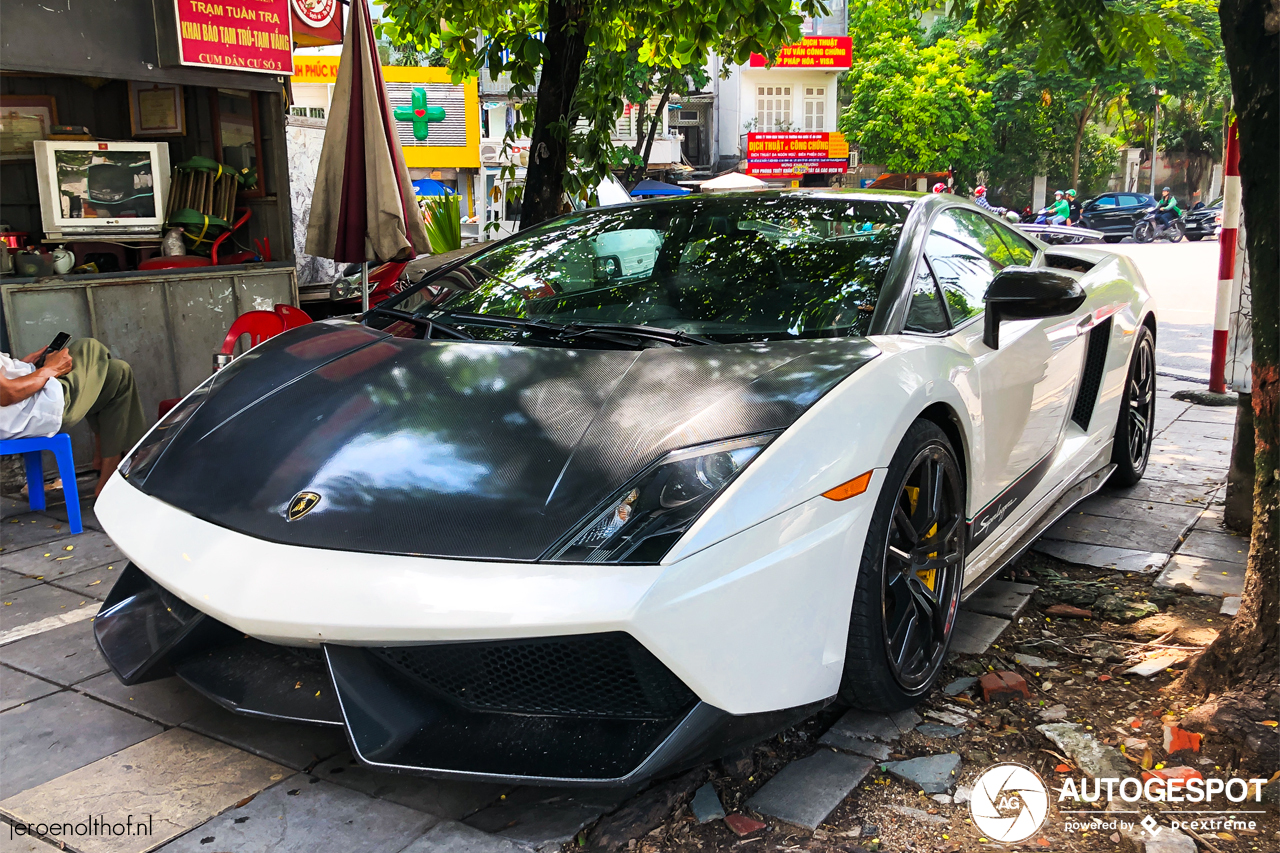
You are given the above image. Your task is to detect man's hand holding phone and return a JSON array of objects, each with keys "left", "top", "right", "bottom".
[{"left": 41, "top": 348, "right": 73, "bottom": 378}]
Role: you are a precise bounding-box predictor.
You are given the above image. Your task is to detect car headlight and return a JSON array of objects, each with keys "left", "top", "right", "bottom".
[
  {"left": 547, "top": 434, "right": 776, "bottom": 564},
  {"left": 117, "top": 375, "right": 216, "bottom": 482}
]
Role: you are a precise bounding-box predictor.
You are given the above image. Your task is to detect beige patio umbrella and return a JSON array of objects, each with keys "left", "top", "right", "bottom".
[{"left": 305, "top": 0, "right": 428, "bottom": 310}]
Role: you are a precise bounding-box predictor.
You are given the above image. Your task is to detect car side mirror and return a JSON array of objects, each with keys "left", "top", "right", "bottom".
[{"left": 983, "top": 267, "right": 1086, "bottom": 350}]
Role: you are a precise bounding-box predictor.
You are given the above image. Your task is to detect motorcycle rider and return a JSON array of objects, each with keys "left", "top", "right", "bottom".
[
  {"left": 1066, "top": 189, "right": 1082, "bottom": 225},
  {"left": 1036, "top": 190, "right": 1070, "bottom": 224},
  {"left": 1155, "top": 187, "right": 1182, "bottom": 228},
  {"left": 973, "top": 185, "right": 1008, "bottom": 215}
]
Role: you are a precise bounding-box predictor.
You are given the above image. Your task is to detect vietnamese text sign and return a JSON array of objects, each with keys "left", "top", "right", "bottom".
[
  {"left": 175, "top": 0, "right": 294, "bottom": 75},
  {"left": 749, "top": 37, "right": 852, "bottom": 69},
  {"left": 745, "top": 160, "right": 848, "bottom": 177},
  {"left": 291, "top": 0, "right": 342, "bottom": 47},
  {"left": 292, "top": 55, "right": 340, "bottom": 83},
  {"left": 747, "top": 132, "right": 849, "bottom": 161}
]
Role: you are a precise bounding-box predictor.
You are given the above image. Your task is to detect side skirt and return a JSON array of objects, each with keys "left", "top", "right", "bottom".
[{"left": 960, "top": 456, "right": 1116, "bottom": 600}]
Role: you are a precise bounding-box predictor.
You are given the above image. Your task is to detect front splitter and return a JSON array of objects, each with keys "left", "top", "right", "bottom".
[{"left": 95, "top": 563, "right": 827, "bottom": 785}]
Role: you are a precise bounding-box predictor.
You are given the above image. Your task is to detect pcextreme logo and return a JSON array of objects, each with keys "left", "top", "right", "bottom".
[{"left": 970, "top": 764, "right": 1051, "bottom": 843}]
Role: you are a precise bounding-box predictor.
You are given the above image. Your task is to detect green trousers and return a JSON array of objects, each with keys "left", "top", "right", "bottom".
[{"left": 58, "top": 338, "right": 147, "bottom": 458}]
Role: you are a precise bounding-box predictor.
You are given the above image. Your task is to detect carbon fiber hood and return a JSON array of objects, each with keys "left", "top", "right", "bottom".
[{"left": 133, "top": 321, "right": 879, "bottom": 560}]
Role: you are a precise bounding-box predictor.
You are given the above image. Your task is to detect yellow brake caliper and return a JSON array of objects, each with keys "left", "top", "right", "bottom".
[{"left": 903, "top": 486, "right": 938, "bottom": 592}]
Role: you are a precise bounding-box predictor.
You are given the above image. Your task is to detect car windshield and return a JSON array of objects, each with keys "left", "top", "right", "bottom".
[{"left": 380, "top": 195, "right": 910, "bottom": 344}]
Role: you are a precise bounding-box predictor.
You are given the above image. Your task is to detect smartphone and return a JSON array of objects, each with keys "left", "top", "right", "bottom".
[{"left": 34, "top": 332, "right": 70, "bottom": 368}]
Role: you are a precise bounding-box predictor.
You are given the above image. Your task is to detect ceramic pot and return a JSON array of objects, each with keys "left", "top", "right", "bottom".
[{"left": 51, "top": 245, "right": 75, "bottom": 275}]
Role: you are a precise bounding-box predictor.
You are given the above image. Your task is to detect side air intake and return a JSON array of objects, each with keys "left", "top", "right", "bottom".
[{"left": 1071, "top": 316, "right": 1113, "bottom": 430}]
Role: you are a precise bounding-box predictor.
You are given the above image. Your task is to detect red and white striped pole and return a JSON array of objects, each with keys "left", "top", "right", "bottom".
[{"left": 1210, "top": 120, "right": 1240, "bottom": 394}]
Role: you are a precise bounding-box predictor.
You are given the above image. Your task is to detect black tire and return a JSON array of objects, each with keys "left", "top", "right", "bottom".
[
  {"left": 839, "top": 419, "right": 965, "bottom": 711},
  {"left": 1133, "top": 221, "right": 1155, "bottom": 243},
  {"left": 1168, "top": 222, "right": 1185, "bottom": 243},
  {"left": 1186, "top": 234, "right": 1204, "bottom": 241},
  {"left": 1103, "top": 235, "right": 1124, "bottom": 244},
  {"left": 1110, "top": 326, "right": 1157, "bottom": 486}
]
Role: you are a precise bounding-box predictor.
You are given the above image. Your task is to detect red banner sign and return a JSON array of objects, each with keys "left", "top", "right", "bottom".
[
  {"left": 745, "top": 132, "right": 848, "bottom": 177},
  {"left": 749, "top": 37, "right": 852, "bottom": 70},
  {"left": 746, "top": 132, "right": 849, "bottom": 160},
  {"left": 745, "top": 160, "right": 848, "bottom": 177},
  {"left": 291, "top": 0, "right": 342, "bottom": 47},
  {"left": 174, "top": 0, "right": 294, "bottom": 75}
]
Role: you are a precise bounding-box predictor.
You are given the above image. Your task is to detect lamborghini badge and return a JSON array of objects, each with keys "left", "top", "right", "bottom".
[{"left": 287, "top": 491, "right": 321, "bottom": 521}]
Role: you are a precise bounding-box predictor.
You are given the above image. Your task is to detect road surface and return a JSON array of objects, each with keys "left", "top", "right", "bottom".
[{"left": 1102, "top": 240, "right": 1220, "bottom": 382}]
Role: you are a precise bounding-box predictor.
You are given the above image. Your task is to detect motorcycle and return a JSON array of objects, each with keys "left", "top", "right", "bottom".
[{"left": 1132, "top": 208, "right": 1185, "bottom": 243}]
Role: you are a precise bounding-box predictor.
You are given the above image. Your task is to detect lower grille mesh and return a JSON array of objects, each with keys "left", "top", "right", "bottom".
[{"left": 372, "top": 633, "right": 697, "bottom": 719}]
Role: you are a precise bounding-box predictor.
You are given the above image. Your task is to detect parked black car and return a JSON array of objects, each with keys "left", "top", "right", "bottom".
[
  {"left": 1183, "top": 199, "right": 1223, "bottom": 241},
  {"left": 1079, "top": 192, "right": 1157, "bottom": 242}
]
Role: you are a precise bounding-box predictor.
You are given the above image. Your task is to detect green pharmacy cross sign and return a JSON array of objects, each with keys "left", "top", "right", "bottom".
[{"left": 392, "top": 87, "right": 446, "bottom": 141}]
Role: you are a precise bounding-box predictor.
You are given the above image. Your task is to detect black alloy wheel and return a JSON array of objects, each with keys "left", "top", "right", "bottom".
[
  {"left": 1110, "top": 326, "right": 1157, "bottom": 486},
  {"left": 839, "top": 419, "right": 965, "bottom": 710},
  {"left": 881, "top": 442, "right": 965, "bottom": 691}
]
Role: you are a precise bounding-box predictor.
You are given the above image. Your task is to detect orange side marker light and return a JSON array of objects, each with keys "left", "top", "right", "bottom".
[{"left": 822, "top": 471, "right": 873, "bottom": 501}]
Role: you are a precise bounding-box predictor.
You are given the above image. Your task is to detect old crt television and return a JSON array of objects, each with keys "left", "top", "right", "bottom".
[{"left": 33, "top": 140, "right": 170, "bottom": 239}]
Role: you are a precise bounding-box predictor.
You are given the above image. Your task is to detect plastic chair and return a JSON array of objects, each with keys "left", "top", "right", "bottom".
[
  {"left": 274, "top": 304, "right": 313, "bottom": 329},
  {"left": 220, "top": 310, "right": 286, "bottom": 355},
  {"left": 0, "top": 434, "right": 83, "bottom": 534}
]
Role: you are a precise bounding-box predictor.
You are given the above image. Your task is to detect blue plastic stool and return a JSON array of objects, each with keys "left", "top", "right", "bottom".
[{"left": 0, "top": 433, "right": 83, "bottom": 534}]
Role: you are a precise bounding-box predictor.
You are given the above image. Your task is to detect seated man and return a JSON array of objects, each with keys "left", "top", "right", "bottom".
[{"left": 1, "top": 338, "right": 146, "bottom": 497}]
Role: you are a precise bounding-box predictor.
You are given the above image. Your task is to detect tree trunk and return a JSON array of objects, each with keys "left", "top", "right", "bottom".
[
  {"left": 1069, "top": 87, "right": 1098, "bottom": 190},
  {"left": 622, "top": 94, "right": 651, "bottom": 185},
  {"left": 519, "top": 0, "right": 589, "bottom": 230},
  {"left": 1179, "top": 0, "right": 1279, "bottom": 701},
  {"left": 640, "top": 81, "right": 674, "bottom": 173},
  {"left": 1070, "top": 114, "right": 1085, "bottom": 189}
]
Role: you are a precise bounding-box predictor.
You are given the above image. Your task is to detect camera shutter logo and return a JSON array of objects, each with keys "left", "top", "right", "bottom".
[{"left": 970, "top": 763, "right": 1050, "bottom": 843}]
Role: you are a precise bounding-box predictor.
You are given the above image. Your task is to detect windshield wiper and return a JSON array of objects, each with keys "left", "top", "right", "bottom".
[
  {"left": 438, "top": 313, "right": 711, "bottom": 347},
  {"left": 555, "top": 322, "right": 712, "bottom": 347},
  {"left": 365, "top": 306, "right": 474, "bottom": 341}
]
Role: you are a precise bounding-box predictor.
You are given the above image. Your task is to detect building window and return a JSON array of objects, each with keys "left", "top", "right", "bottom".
[
  {"left": 756, "top": 86, "right": 791, "bottom": 131},
  {"left": 804, "top": 87, "right": 826, "bottom": 132},
  {"left": 308, "top": 107, "right": 326, "bottom": 119},
  {"left": 290, "top": 106, "right": 307, "bottom": 117}
]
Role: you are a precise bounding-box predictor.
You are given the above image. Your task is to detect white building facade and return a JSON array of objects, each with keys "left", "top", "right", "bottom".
[{"left": 710, "top": 5, "right": 850, "bottom": 184}]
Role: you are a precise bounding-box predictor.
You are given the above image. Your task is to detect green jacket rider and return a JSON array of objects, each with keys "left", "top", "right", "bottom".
[{"left": 1155, "top": 187, "right": 1182, "bottom": 224}]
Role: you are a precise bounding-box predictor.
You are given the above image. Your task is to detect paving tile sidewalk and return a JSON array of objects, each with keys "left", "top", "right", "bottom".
[
  {"left": 1035, "top": 377, "right": 1248, "bottom": 600},
  {"left": 0, "top": 376, "right": 1245, "bottom": 852}
]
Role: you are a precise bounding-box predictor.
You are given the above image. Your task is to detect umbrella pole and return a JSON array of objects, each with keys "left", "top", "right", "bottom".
[{"left": 361, "top": 263, "right": 370, "bottom": 314}]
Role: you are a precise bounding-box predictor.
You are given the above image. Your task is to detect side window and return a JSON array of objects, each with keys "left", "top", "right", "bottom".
[
  {"left": 1092, "top": 196, "right": 1117, "bottom": 208},
  {"left": 949, "top": 209, "right": 1016, "bottom": 267},
  {"left": 904, "top": 259, "right": 950, "bottom": 333},
  {"left": 1118, "top": 194, "right": 1143, "bottom": 208},
  {"left": 926, "top": 211, "right": 1000, "bottom": 324},
  {"left": 989, "top": 219, "right": 1037, "bottom": 266}
]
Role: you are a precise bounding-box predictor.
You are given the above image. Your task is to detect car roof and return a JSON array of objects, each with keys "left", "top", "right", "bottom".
[
  {"left": 621, "top": 186, "right": 925, "bottom": 204},
  {"left": 610, "top": 187, "right": 978, "bottom": 214}
]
